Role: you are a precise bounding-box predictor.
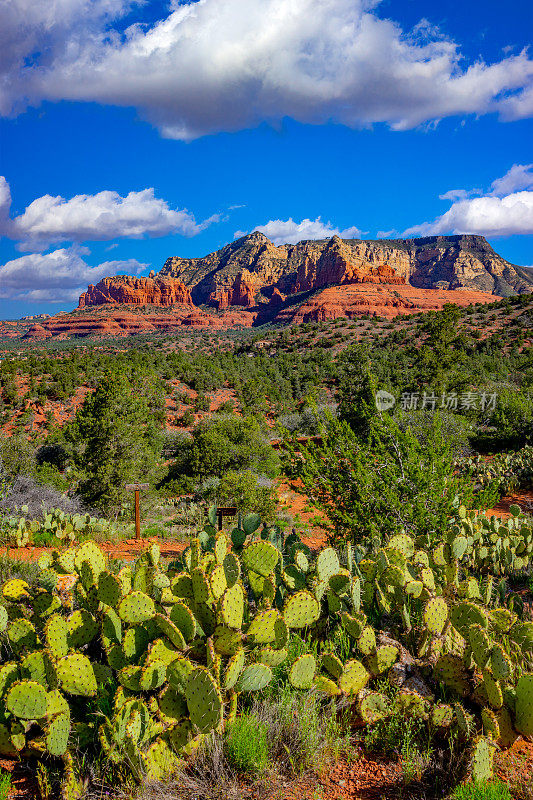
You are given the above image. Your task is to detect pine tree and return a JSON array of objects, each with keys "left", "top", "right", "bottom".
[{"left": 70, "top": 371, "right": 164, "bottom": 512}]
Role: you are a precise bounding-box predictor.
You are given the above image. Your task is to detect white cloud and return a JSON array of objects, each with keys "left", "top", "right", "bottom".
[
  {"left": 1, "top": 0, "right": 532, "bottom": 139},
  {"left": 490, "top": 163, "right": 533, "bottom": 195},
  {"left": 249, "top": 217, "right": 361, "bottom": 246},
  {"left": 0, "top": 246, "right": 146, "bottom": 301},
  {"left": 0, "top": 178, "right": 215, "bottom": 248},
  {"left": 405, "top": 165, "right": 533, "bottom": 238}
]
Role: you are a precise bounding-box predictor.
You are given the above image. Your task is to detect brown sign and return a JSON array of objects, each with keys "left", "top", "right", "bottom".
[{"left": 124, "top": 483, "right": 149, "bottom": 491}]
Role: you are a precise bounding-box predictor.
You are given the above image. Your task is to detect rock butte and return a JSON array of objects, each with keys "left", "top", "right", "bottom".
[{"left": 13, "top": 232, "right": 533, "bottom": 340}]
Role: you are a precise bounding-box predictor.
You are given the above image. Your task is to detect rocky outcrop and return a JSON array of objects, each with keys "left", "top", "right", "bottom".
[
  {"left": 208, "top": 270, "right": 260, "bottom": 309},
  {"left": 160, "top": 232, "right": 533, "bottom": 305},
  {"left": 22, "top": 307, "right": 256, "bottom": 340},
  {"left": 78, "top": 276, "right": 193, "bottom": 308},
  {"left": 274, "top": 284, "right": 502, "bottom": 324}
]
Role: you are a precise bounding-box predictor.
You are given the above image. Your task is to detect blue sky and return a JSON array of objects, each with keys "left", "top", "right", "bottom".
[{"left": 0, "top": 0, "right": 532, "bottom": 318}]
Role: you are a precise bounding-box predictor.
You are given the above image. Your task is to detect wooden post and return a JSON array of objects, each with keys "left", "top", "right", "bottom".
[
  {"left": 125, "top": 484, "right": 149, "bottom": 540},
  {"left": 134, "top": 490, "right": 140, "bottom": 540}
]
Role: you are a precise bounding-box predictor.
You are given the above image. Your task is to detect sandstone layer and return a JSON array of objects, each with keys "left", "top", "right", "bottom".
[
  {"left": 275, "top": 284, "right": 503, "bottom": 324},
  {"left": 161, "top": 232, "right": 533, "bottom": 305},
  {"left": 23, "top": 309, "right": 255, "bottom": 340},
  {"left": 78, "top": 276, "right": 193, "bottom": 308}
]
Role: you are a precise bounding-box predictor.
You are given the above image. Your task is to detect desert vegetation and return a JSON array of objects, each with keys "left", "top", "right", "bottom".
[{"left": 0, "top": 299, "right": 532, "bottom": 798}]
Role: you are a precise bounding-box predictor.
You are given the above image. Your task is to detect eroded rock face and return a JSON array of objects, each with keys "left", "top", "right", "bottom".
[
  {"left": 160, "top": 232, "right": 533, "bottom": 305},
  {"left": 78, "top": 276, "right": 193, "bottom": 308},
  {"left": 274, "top": 284, "right": 502, "bottom": 324},
  {"left": 208, "top": 270, "right": 259, "bottom": 309}
]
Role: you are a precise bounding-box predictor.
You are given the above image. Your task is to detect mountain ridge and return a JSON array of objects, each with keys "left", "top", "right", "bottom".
[{"left": 159, "top": 232, "right": 533, "bottom": 306}]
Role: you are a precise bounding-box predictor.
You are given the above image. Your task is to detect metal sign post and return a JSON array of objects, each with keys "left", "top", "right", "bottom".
[{"left": 125, "top": 483, "right": 149, "bottom": 539}]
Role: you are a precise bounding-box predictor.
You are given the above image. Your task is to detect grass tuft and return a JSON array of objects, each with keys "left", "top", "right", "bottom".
[
  {"left": 225, "top": 713, "right": 269, "bottom": 775},
  {"left": 452, "top": 779, "right": 513, "bottom": 800}
]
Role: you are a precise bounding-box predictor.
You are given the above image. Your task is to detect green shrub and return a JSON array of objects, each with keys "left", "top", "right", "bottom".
[
  {"left": 0, "top": 770, "right": 10, "bottom": 800},
  {"left": 452, "top": 780, "right": 513, "bottom": 800},
  {"left": 225, "top": 714, "right": 269, "bottom": 775}
]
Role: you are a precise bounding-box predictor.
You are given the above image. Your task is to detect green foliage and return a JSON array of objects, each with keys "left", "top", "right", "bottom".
[
  {"left": 225, "top": 713, "right": 269, "bottom": 774},
  {"left": 462, "top": 446, "right": 533, "bottom": 497},
  {"left": 409, "top": 304, "right": 467, "bottom": 394},
  {"left": 0, "top": 769, "right": 10, "bottom": 800},
  {"left": 67, "top": 371, "right": 165, "bottom": 511},
  {"left": 479, "top": 389, "right": 533, "bottom": 449},
  {"left": 286, "top": 409, "right": 477, "bottom": 544},
  {"left": 452, "top": 780, "right": 513, "bottom": 800},
  {"left": 217, "top": 471, "right": 277, "bottom": 522},
  {"left": 167, "top": 415, "right": 279, "bottom": 483}
]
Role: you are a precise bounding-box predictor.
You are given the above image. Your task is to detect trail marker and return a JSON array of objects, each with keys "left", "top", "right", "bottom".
[{"left": 125, "top": 483, "right": 149, "bottom": 540}]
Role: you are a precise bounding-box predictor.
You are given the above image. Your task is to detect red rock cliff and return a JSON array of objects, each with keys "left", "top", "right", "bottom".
[{"left": 78, "top": 276, "right": 193, "bottom": 308}]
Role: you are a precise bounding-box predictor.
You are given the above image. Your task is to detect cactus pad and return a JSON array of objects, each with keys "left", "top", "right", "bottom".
[
  {"left": 74, "top": 541, "right": 106, "bottom": 578},
  {"left": 6, "top": 680, "right": 48, "bottom": 719},
  {"left": 122, "top": 625, "right": 149, "bottom": 662},
  {"left": 470, "top": 736, "right": 494, "bottom": 783},
  {"left": 212, "top": 625, "right": 242, "bottom": 656},
  {"left": 158, "top": 686, "right": 188, "bottom": 721},
  {"left": 482, "top": 669, "right": 503, "bottom": 709},
  {"left": 283, "top": 591, "right": 320, "bottom": 629},
  {"left": 338, "top": 660, "right": 369, "bottom": 695},
  {"left": 220, "top": 583, "right": 244, "bottom": 629},
  {"left": 222, "top": 553, "right": 241, "bottom": 587},
  {"left": 490, "top": 644, "right": 512, "bottom": 682},
  {"left": 153, "top": 614, "right": 187, "bottom": 650},
  {"left": 67, "top": 609, "right": 98, "bottom": 649},
  {"left": 167, "top": 657, "right": 195, "bottom": 694},
  {"left": 139, "top": 660, "right": 167, "bottom": 691},
  {"left": 434, "top": 655, "right": 469, "bottom": 696},
  {"left": 359, "top": 692, "right": 391, "bottom": 723},
  {"left": 118, "top": 591, "right": 155, "bottom": 625},
  {"left": 191, "top": 567, "right": 210, "bottom": 603},
  {"left": 423, "top": 597, "right": 448, "bottom": 637},
  {"left": 256, "top": 646, "right": 288, "bottom": 668},
  {"left": 20, "top": 651, "right": 47, "bottom": 688},
  {"left": 357, "top": 627, "right": 377, "bottom": 656},
  {"left": 430, "top": 704, "right": 453, "bottom": 728},
  {"left": 44, "top": 614, "right": 69, "bottom": 659},
  {"left": 316, "top": 547, "right": 341, "bottom": 583},
  {"left": 236, "top": 663, "right": 273, "bottom": 692},
  {"left": 169, "top": 602, "right": 197, "bottom": 642},
  {"left": 8, "top": 618, "right": 38, "bottom": 653},
  {"left": 46, "top": 711, "right": 70, "bottom": 756},
  {"left": 57, "top": 654, "right": 97, "bottom": 697},
  {"left": 450, "top": 602, "right": 488, "bottom": 637},
  {"left": 224, "top": 649, "right": 246, "bottom": 690},
  {"left": 97, "top": 571, "right": 123, "bottom": 607},
  {"left": 242, "top": 541, "right": 279, "bottom": 577},
  {"left": 366, "top": 645, "right": 398, "bottom": 675},
  {"left": 388, "top": 534, "right": 415, "bottom": 558},
  {"left": 208, "top": 565, "right": 227, "bottom": 600},
  {"left": 313, "top": 675, "right": 341, "bottom": 696},
  {"left": 468, "top": 624, "right": 491, "bottom": 669},
  {"left": 171, "top": 573, "right": 194, "bottom": 600},
  {"left": 184, "top": 667, "right": 223, "bottom": 734},
  {"left": 340, "top": 611, "right": 366, "bottom": 639},
  {"left": 515, "top": 673, "right": 533, "bottom": 736},
  {"left": 481, "top": 707, "right": 500, "bottom": 740},
  {"left": 321, "top": 653, "right": 344, "bottom": 680},
  {"left": 3, "top": 579, "right": 31, "bottom": 602},
  {"left": 246, "top": 609, "right": 281, "bottom": 645},
  {"left": 289, "top": 654, "right": 316, "bottom": 689},
  {"left": 118, "top": 665, "right": 143, "bottom": 691}
]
